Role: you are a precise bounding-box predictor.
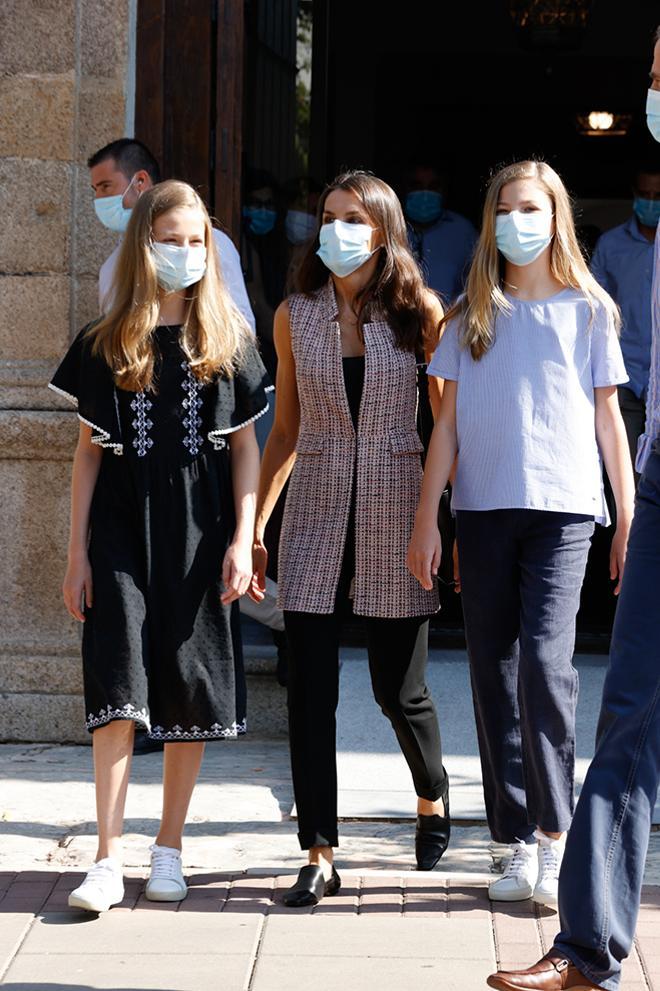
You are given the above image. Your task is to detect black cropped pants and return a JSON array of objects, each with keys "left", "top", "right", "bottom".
[{"left": 284, "top": 592, "right": 447, "bottom": 850}]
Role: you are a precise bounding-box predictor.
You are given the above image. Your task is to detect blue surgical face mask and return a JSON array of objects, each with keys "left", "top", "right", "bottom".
[
  {"left": 495, "top": 209, "right": 553, "bottom": 267},
  {"left": 151, "top": 242, "right": 207, "bottom": 292},
  {"left": 633, "top": 196, "right": 660, "bottom": 228},
  {"left": 285, "top": 209, "right": 317, "bottom": 245},
  {"left": 243, "top": 206, "right": 277, "bottom": 236},
  {"left": 405, "top": 189, "right": 444, "bottom": 225},
  {"left": 646, "top": 88, "right": 660, "bottom": 143},
  {"left": 93, "top": 176, "right": 136, "bottom": 232},
  {"left": 316, "top": 219, "right": 377, "bottom": 278}
]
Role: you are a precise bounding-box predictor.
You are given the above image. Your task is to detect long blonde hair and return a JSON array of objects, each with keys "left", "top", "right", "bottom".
[
  {"left": 444, "top": 160, "right": 620, "bottom": 360},
  {"left": 89, "top": 180, "right": 249, "bottom": 391}
]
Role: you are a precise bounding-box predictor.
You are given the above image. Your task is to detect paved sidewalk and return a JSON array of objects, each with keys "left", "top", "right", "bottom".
[
  {"left": 1, "top": 741, "right": 659, "bottom": 990},
  {"left": 0, "top": 870, "right": 658, "bottom": 990}
]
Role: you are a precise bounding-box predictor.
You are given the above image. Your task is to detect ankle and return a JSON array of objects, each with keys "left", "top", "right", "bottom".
[
  {"left": 308, "top": 846, "right": 333, "bottom": 877},
  {"left": 155, "top": 835, "right": 183, "bottom": 852},
  {"left": 96, "top": 843, "right": 123, "bottom": 865},
  {"left": 417, "top": 797, "right": 445, "bottom": 817}
]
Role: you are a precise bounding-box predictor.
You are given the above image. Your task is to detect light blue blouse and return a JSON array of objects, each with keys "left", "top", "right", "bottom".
[{"left": 428, "top": 288, "right": 628, "bottom": 526}]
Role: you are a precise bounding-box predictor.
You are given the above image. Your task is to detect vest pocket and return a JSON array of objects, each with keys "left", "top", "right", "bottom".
[
  {"left": 295, "top": 433, "right": 325, "bottom": 455},
  {"left": 389, "top": 430, "right": 424, "bottom": 455}
]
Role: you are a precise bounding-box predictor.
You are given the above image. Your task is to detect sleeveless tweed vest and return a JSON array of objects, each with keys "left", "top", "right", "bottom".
[{"left": 277, "top": 280, "right": 440, "bottom": 619}]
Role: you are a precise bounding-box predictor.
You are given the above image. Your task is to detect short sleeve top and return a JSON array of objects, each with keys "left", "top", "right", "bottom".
[
  {"left": 49, "top": 323, "right": 272, "bottom": 462},
  {"left": 427, "top": 288, "right": 628, "bottom": 525}
]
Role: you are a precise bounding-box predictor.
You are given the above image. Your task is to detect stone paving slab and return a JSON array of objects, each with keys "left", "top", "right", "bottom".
[
  {"left": 250, "top": 952, "right": 496, "bottom": 991},
  {"left": 2, "top": 953, "right": 252, "bottom": 991}
]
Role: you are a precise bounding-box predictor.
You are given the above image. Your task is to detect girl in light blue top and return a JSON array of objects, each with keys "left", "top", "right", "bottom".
[{"left": 407, "top": 160, "right": 635, "bottom": 910}]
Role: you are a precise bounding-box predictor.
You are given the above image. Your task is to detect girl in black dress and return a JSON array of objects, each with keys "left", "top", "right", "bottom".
[{"left": 50, "top": 180, "right": 270, "bottom": 912}]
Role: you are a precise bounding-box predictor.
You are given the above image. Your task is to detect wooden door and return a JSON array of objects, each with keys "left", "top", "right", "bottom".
[{"left": 134, "top": 0, "right": 244, "bottom": 240}]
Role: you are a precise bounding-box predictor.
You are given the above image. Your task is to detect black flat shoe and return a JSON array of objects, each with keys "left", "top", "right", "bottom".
[
  {"left": 282, "top": 864, "right": 341, "bottom": 907},
  {"left": 415, "top": 778, "right": 451, "bottom": 871}
]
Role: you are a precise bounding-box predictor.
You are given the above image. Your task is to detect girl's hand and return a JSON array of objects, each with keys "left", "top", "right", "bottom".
[
  {"left": 407, "top": 520, "right": 442, "bottom": 591},
  {"left": 63, "top": 554, "right": 93, "bottom": 622},
  {"left": 221, "top": 539, "right": 253, "bottom": 604},
  {"left": 610, "top": 519, "right": 631, "bottom": 596},
  {"left": 248, "top": 538, "right": 268, "bottom": 603}
]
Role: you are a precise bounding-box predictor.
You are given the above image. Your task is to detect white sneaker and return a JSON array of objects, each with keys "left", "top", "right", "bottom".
[
  {"left": 145, "top": 844, "right": 187, "bottom": 902},
  {"left": 488, "top": 840, "right": 538, "bottom": 901},
  {"left": 68, "top": 858, "right": 124, "bottom": 913},
  {"left": 532, "top": 830, "right": 566, "bottom": 909}
]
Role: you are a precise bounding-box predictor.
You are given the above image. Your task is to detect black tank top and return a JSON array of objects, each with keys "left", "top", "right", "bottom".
[{"left": 342, "top": 355, "right": 365, "bottom": 430}]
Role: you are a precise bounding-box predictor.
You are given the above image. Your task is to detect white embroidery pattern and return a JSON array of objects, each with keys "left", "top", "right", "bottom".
[
  {"left": 130, "top": 392, "right": 154, "bottom": 457},
  {"left": 86, "top": 702, "right": 150, "bottom": 731},
  {"left": 85, "top": 704, "right": 246, "bottom": 739},
  {"left": 181, "top": 362, "right": 204, "bottom": 455},
  {"left": 150, "top": 718, "right": 247, "bottom": 741}
]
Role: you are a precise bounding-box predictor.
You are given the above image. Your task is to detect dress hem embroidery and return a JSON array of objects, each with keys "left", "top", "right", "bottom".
[
  {"left": 48, "top": 383, "right": 123, "bottom": 455},
  {"left": 85, "top": 703, "right": 246, "bottom": 739}
]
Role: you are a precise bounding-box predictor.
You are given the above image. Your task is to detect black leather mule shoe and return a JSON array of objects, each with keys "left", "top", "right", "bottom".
[
  {"left": 415, "top": 779, "right": 451, "bottom": 871},
  {"left": 283, "top": 865, "right": 341, "bottom": 907}
]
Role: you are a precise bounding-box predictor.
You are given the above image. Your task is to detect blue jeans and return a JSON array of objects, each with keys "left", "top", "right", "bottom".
[
  {"left": 456, "top": 509, "right": 595, "bottom": 844},
  {"left": 554, "top": 446, "right": 660, "bottom": 990}
]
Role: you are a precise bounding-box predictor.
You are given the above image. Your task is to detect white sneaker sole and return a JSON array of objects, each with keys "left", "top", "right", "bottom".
[
  {"left": 68, "top": 889, "right": 124, "bottom": 913},
  {"left": 144, "top": 884, "right": 188, "bottom": 902},
  {"left": 488, "top": 883, "right": 535, "bottom": 902},
  {"left": 532, "top": 887, "right": 558, "bottom": 909}
]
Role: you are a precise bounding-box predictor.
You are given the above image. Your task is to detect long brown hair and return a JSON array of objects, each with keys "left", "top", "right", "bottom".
[
  {"left": 296, "top": 170, "right": 431, "bottom": 352},
  {"left": 88, "top": 180, "right": 249, "bottom": 391},
  {"left": 442, "top": 160, "right": 620, "bottom": 360}
]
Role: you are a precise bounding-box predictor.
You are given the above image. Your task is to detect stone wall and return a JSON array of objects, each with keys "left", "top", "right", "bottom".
[{"left": 0, "top": 0, "right": 134, "bottom": 742}]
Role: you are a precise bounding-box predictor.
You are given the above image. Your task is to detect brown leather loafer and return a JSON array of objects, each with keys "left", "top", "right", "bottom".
[{"left": 487, "top": 952, "right": 603, "bottom": 990}]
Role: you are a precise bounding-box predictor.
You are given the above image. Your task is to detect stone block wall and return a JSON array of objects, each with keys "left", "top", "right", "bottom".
[{"left": 0, "top": 1, "right": 133, "bottom": 742}]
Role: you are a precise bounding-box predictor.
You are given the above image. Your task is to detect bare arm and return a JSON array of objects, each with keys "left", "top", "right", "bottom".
[
  {"left": 422, "top": 290, "right": 445, "bottom": 421},
  {"left": 221, "top": 421, "right": 260, "bottom": 604},
  {"left": 63, "top": 423, "right": 103, "bottom": 622},
  {"left": 406, "top": 379, "right": 459, "bottom": 590},
  {"left": 595, "top": 386, "right": 635, "bottom": 594},
  {"left": 250, "top": 300, "right": 301, "bottom": 599}
]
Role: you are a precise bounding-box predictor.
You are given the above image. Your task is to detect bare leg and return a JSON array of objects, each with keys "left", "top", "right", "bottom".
[
  {"left": 93, "top": 719, "right": 135, "bottom": 862},
  {"left": 155, "top": 742, "right": 205, "bottom": 850},
  {"left": 418, "top": 796, "right": 446, "bottom": 816}
]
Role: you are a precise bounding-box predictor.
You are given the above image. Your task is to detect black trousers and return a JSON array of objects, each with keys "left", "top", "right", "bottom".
[{"left": 284, "top": 591, "right": 447, "bottom": 850}]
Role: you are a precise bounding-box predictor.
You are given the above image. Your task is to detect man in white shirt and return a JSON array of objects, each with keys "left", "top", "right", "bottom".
[{"left": 88, "top": 138, "right": 255, "bottom": 331}]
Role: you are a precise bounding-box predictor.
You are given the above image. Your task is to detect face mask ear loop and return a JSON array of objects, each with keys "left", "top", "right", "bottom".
[{"left": 121, "top": 174, "right": 137, "bottom": 210}]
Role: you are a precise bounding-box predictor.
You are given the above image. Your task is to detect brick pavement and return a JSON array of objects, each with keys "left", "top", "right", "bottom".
[{"left": 0, "top": 870, "right": 657, "bottom": 990}]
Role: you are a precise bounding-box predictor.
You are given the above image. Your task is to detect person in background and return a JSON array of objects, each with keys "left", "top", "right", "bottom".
[
  {"left": 591, "top": 160, "right": 660, "bottom": 478},
  {"left": 241, "top": 169, "right": 288, "bottom": 379},
  {"left": 89, "top": 138, "right": 255, "bottom": 332},
  {"left": 283, "top": 175, "right": 324, "bottom": 292},
  {"left": 487, "top": 30, "right": 660, "bottom": 991},
  {"left": 402, "top": 160, "right": 478, "bottom": 307}
]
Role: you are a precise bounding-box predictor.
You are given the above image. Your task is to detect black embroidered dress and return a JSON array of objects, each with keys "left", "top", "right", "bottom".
[{"left": 50, "top": 324, "right": 271, "bottom": 741}]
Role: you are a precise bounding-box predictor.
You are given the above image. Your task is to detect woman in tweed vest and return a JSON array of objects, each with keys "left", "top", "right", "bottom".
[{"left": 251, "top": 170, "right": 450, "bottom": 907}]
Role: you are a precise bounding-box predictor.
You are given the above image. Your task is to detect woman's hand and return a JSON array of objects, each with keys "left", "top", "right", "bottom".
[
  {"left": 407, "top": 519, "right": 442, "bottom": 591},
  {"left": 63, "top": 553, "right": 93, "bottom": 622},
  {"left": 452, "top": 541, "right": 461, "bottom": 594},
  {"left": 610, "top": 518, "right": 631, "bottom": 596},
  {"left": 248, "top": 537, "right": 269, "bottom": 603},
  {"left": 221, "top": 539, "right": 253, "bottom": 604}
]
